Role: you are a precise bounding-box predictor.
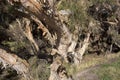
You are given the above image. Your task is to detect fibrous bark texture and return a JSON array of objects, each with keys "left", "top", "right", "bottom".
[
  {"left": 0, "top": 48, "right": 32, "bottom": 80},
  {"left": 2, "top": 0, "right": 97, "bottom": 80}
]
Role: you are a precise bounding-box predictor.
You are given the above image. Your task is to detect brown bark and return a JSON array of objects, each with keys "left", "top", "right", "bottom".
[
  {"left": 16, "top": 18, "right": 39, "bottom": 55},
  {"left": 6, "top": 0, "right": 91, "bottom": 79},
  {"left": 19, "top": 0, "right": 63, "bottom": 46},
  {"left": 31, "top": 16, "right": 56, "bottom": 46}
]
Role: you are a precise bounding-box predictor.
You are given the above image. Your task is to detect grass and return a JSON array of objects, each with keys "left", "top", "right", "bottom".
[
  {"left": 1, "top": 41, "right": 26, "bottom": 52},
  {"left": 95, "top": 57, "right": 120, "bottom": 80},
  {"left": 64, "top": 52, "right": 120, "bottom": 76},
  {"left": 65, "top": 53, "right": 120, "bottom": 80},
  {"left": 78, "top": 52, "right": 120, "bottom": 71}
]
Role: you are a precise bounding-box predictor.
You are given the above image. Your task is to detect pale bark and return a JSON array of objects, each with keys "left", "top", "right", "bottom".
[
  {"left": 7, "top": 0, "right": 91, "bottom": 79},
  {"left": 74, "top": 33, "right": 90, "bottom": 65},
  {"left": 0, "top": 48, "right": 32, "bottom": 80},
  {"left": 49, "top": 57, "right": 71, "bottom": 80},
  {"left": 76, "top": 33, "right": 90, "bottom": 57}
]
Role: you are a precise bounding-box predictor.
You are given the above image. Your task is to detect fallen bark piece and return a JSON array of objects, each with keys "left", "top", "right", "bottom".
[{"left": 0, "top": 48, "right": 32, "bottom": 80}]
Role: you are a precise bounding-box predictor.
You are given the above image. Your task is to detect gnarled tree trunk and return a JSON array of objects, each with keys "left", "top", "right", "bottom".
[{"left": 5, "top": 0, "right": 91, "bottom": 79}]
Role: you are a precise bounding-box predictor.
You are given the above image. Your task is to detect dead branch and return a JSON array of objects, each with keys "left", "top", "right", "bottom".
[
  {"left": 68, "top": 26, "right": 79, "bottom": 53},
  {"left": 67, "top": 33, "right": 90, "bottom": 65},
  {"left": 76, "top": 33, "right": 90, "bottom": 57},
  {"left": 115, "top": 42, "right": 120, "bottom": 48},
  {"left": 17, "top": 18, "right": 39, "bottom": 54}
]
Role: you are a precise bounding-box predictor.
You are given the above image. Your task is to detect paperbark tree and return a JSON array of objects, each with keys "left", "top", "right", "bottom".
[{"left": 1, "top": 0, "right": 91, "bottom": 79}]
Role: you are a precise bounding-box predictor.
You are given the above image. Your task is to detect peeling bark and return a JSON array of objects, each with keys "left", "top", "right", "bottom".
[
  {"left": 0, "top": 48, "right": 32, "bottom": 80},
  {"left": 6, "top": 0, "right": 91, "bottom": 79},
  {"left": 49, "top": 57, "right": 72, "bottom": 80},
  {"left": 16, "top": 18, "right": 39, "bottom": 55}
]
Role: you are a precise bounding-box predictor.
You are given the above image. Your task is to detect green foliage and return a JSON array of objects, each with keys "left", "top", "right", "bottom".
[
  {"left": 57, "top": 0, "right": 88, "bottom": 32},
  {"left": 1, "top": 41, "right": 26, "bottom": 53}
]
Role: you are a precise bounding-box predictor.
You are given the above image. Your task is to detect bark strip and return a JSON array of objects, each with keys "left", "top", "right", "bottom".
[{"left": 0, "top": 48, "right": 32, "bottom": 80}]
